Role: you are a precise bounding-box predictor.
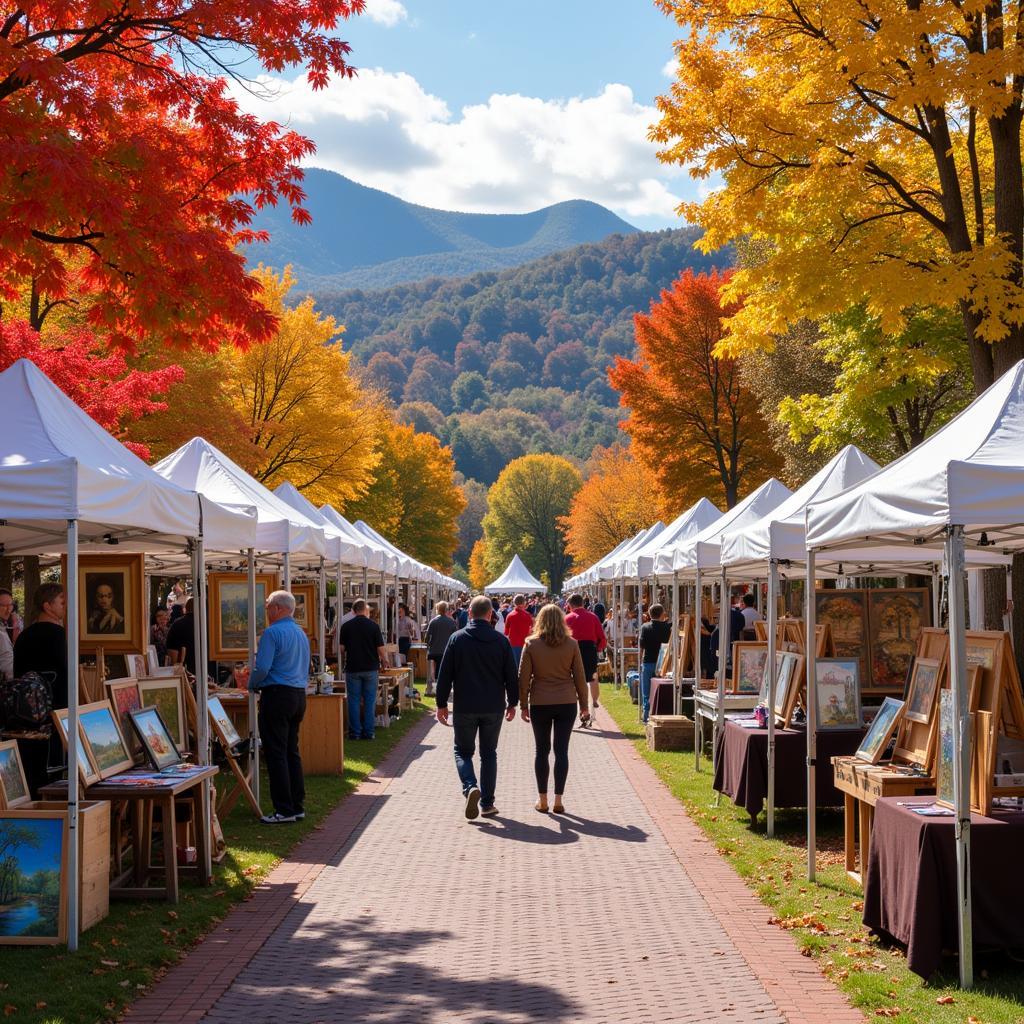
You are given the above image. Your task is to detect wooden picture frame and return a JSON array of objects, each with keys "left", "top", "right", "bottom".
[
  {"left": 655, "top": 642, "right": 673, "bottom": 678},
  {"left": 773, "top": 652, "right": 804, "bottom": 728},
  {"left": 904, "top": 657, "right": 941, "bottom": 725},
  {"left": 145, "top": 645, "right": 160, "bottom": 675},
  {"left": 129, "top": 706, "right": 182, "bottom": 771},
  {"left": 814, "top": 658, "right": 862, "bottom": 731},
  {"left": 867, "top": 588, "right": 931, "bottom": 688},
  {"left": 815, "top": 591, "right": 869, "bottom": 687},
  {"left": 290, "top": 583, "right": 317, "bottom": 640},
  {"left": 61, "top": 553, "right": 145, "bottom": 654},
  {"left": 105, "top": 678, "right": 144, "bottom": 759},
  {"left": 732, "top": 642, "right": 769, "bottom": 695},
  {"left": 855, "top": 697, "right": 905, "bottom": 763},
  {"left": 754, "top": 619, "right": 768, "bottom": 641},
  {"left": 137, "top": 677, "right": 188, "bottom": 752},
  {"left": 0, "top": 740, "right": 31, "bottom": 809},
  {"left": 125, "top": 653, "right": 147, "bottom": 679},
  {"left": 207, "top": 696, "right": 243, "bottom": 750},
  {"left": 208, "top": 572, "right": 278, "bottom": 660},
  {"left": 51, "top": 708, "right": 102, "bottom": 787},
  {"left": 678, "top": 615, "right": 693, "bottom": 676},
  {"left": 77, "top": 700, "right": 134, "bottom": 780},
  {"left": 0, "top": 810, "right": 68, "bottom": 945}
]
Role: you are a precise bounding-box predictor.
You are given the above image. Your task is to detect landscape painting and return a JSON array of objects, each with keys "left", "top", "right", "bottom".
[
  {"left": 130, "top": 707, "right": 180, "bottom": 770},
  {"left": 209, "top": 573, "right": 277, "bottom": 660},
  {"left": 855, "top": 697, "right": 905, "bottom": 763},
  {"left": 868, "top": 589, "right": 930, "bottom": 687},
  {"left": 815, "top": 592, "right": 869, "bottom": 688},
  {"left": 79, "top": 704, "right": 132, "bottom": 778},
  {"left": 0, "top": 813, "right": 66, "bottom": 944},
  {"left": 107, "top": 680, "right": 143, "bottom": 758},
  {"left": 733, "top": 643, "right": 769, "bottom": 694},
  {"left": 138, "top": 680, "right": 186, "bottom": 751},
  {"left": 814, "top": 659, "right": 862, "bottom": 730},
  {"left": 0, "top": 742, "right": 29, "bottom": 809}
]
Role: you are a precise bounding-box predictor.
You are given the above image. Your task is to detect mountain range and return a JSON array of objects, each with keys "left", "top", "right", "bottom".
[{"left": 244, "top": 168, "right": 640, "bottom": 291}]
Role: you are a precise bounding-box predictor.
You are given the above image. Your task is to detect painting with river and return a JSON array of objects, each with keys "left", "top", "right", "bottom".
[{"left": 0, "top": 814, "right": 65, "bottom": 943}]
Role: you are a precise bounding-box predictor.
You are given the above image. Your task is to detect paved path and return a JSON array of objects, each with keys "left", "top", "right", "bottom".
[{"left": 128, "top": 707, "right": 863, "bottom": 1024}]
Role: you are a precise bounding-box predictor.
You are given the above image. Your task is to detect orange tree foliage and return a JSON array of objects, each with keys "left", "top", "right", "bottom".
[
  {"left": 0, "top": 319, "right": 182, "bottom": 458},
  {"left": 608, "top": 269, "right": 781, "bottom": 509},
  {"left": 468, "top": 539, "right": 489, "bottom": 592},
  {"left": 560, "top": 445, "right": 671, "bottom": 570},
  {"left": 0, "top": 0, "right": 364, "bottom": 350}
]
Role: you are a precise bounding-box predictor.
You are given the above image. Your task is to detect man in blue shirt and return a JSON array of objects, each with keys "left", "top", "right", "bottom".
[{"left": 250, "top": 590, "right": 310, "bottom": 824}]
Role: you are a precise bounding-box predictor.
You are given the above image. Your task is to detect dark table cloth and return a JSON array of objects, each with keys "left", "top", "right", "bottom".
[
  {"left": 863, "top": 797, "right": 1024, "bottom": 979},
  {"left": 712, "top": 718, "right": 864, "bottom": 819},
  {"left": 649, "top": 678, "right": 693, "bottom": 716}
]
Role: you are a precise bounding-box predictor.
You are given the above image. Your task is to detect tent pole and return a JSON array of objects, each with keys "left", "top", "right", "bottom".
[
  {"left": 946, "top": 526, "right": 973, "bottom": 988},
  {"left": 195, "top": 532, "right": 212, "bottom": 881},
  {"left": 362, "top": 566, "right": 368, "bottom": 599},
  {"left": 247, "top": 548, "right": 260, "bottom": 809},
  {"left": 931, "top": 566, "right": 941, "bottom": 627},
  {"left": 672, "top": 570, "right": 680, "bottom": 715},
  {"left": 694, "top": 566, "right": 702, "bottom": 771},
  {"left": 283, "top": 552, "right": 291, "bottom": 594},
  {"left": 713, "top": 568, "right": 728, "bottom": 778},
  {"left": 66, "top": 519, "right": 80, "bottom": 952},
  {"left": 317, "top": 556, "right": 326, "bottom": 674},
  {"left": 767, "top": 558, "right": 779, "bottom": 838},
  {"left": 805, "top": 543, "right": 818, "bottom": 881},
  {"left": 335, "top": 560, "right": 343, "bottom": 676}
]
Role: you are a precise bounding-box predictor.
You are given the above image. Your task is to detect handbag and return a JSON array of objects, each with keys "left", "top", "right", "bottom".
[{"left": 0, "top": 670, "right": 54, "bottom": 731}]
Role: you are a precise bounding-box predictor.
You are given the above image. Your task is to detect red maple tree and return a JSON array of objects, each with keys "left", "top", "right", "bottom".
[{"left": 0, "top": 1, "right": 365, "bottom": 350}]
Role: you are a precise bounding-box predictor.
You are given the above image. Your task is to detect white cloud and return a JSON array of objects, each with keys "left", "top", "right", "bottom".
[
  {"left": 229, "top": 69, "right": 693, "bottom": 223},
  {"left": 362, "top": 0, "right": 407, "bottom": 26},
  {"left": 662, "top": 56, "right": 677, "bottom": 78}
]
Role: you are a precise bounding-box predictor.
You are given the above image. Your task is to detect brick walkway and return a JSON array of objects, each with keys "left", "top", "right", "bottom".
[{"left": 128, "top": 706, "right": 863, "bottom": 1024}]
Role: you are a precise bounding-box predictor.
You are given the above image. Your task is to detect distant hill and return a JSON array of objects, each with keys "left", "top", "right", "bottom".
[{"left": 244, "top": 168, "right": 641, "bottom": 291}]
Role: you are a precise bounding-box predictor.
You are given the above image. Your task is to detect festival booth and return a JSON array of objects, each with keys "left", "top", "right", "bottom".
[
  {"left": 804, "top": 362, "right": 1024, "bottom": 987},
  {"left": 485, "top": 555, "right": 545, "bottom": 595},
  {"left": 0, "top": 361, "right": 260, "bottom": 950}
]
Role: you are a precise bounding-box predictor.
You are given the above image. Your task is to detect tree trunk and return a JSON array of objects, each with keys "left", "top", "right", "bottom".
[
  {"left": 0, "top": 557, "right": 12, "bottom": 593},
  {"left": 23, "top": 556, "right": 40, "bottom": 625}
]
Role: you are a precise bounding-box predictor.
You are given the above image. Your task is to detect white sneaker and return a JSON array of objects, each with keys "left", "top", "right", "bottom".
[{"left": 465, "top": 786, "right": 481, "bottom": 820}]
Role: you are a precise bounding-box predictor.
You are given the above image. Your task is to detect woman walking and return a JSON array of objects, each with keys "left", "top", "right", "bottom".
[{"left": 518, "top": 604, "right": 590, "bottom": 813}]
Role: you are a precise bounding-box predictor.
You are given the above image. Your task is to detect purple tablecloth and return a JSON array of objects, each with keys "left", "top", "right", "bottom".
[
  {"left": 649, "top": 678, "right": 675, "bottom": 716},
  {"left": 863, "top": 797, "right": 1024, "bottom": 979},
  {"left": 713, "top": 719, "right": 864, "bottom": 819}
]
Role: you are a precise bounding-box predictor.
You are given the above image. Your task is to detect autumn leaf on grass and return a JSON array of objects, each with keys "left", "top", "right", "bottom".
[
  {"left": 935, "top": 995, "right": 955, "bottom": 1005},
  {"left": 3, "top": 1005, "right": 16, "bottom": 1016},
  {"left": 874, "top": 1009, "right": 901, "bottom": 1017}
]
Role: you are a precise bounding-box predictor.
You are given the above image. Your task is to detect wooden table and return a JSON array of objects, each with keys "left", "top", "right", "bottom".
[
  {"left": 832, "top": 756, "right": 935, "bottom": 884},
  {"left": 409, "top": 643, "right": 428, "bottom": 680},
  {"left": 42, "top": 765, "right": 217, "bottom": 903}
]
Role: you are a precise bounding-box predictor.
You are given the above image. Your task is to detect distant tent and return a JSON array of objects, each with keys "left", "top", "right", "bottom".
[{"left": 485, "top": 555, "right": 545, "bottom": 595}]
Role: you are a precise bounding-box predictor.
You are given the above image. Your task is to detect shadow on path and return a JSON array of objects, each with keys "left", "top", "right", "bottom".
[{"left": 470, "top": 811, "right": 648, "bottom": 846}]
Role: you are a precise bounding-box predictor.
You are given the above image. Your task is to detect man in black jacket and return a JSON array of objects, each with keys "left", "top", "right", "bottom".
[{"left": 436, "top": 594, "right": 518, "bottom": 820}]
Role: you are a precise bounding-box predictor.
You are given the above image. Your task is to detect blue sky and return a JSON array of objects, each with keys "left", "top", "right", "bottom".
[{"left": 231, "top": 1, "right": 695, "bottom": 230}]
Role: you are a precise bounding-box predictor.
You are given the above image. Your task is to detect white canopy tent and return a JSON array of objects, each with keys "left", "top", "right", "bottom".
[
  {"left": 806, "top": 361, "right": 1024, "bottom": 988},
  {"left": 563, "top": 534, "right": 635, "bottom": 590},
  {"left": 319, "top": 505, "right": 395, "bottom": 574},
  {"left": 485, "top": 555, "right": 546, "bottom": 594},
  {"left": 618, "top": 498, "right": 723, "bottom": 583}
]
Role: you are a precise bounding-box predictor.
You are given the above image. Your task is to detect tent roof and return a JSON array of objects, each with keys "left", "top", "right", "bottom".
[
  {"left": 485, "top": 555, "right": 545, "bottom": 594},
  {"left": 617, "top": 498, "right": 723, "bottom": 580},
  {"left": 274, "top": 483, "right": 370, "bottom": 568},
  {"left": 351, "top": 520, "right": 430, "bottom": 581},
  {"left": 807, "top": 361, "right": 1024, "bottom": 555},
  {"left": 154, "top": 438, "right": 325, "bottom": 559},
  {"left": 0, "top": 360, "right": 244, "bottom": 554},
  {"left": 318, "top": 505, "right": 394, "bottom": 573},
  {"left": 658, "top": 478, "right": 793, "bottom": 576},
  {"left": 596, "top": 523, "right": 666, "bottom": 580}
]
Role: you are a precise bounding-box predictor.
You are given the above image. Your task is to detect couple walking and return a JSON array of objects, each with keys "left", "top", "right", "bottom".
[{"left": 435, "top": 594, "right": 591, "bottom": 818}]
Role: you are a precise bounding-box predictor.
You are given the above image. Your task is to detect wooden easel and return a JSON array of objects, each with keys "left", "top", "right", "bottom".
[{"left": 78, "top": 646, "right": 106, "bottom": 704}]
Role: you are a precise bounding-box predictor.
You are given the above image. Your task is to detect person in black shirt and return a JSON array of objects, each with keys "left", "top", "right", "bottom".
[
  {"left": 638, "top": 604, "right": 671, "bottom": 723},
  {"left": 165, "top": 597, "right": 196, "bottom": 675},
  {"left": 13, "top": 583, "right": 68, "bottom": 796},
  {"left": 339, "top": 599, "right": 386, "bottom": 741}
]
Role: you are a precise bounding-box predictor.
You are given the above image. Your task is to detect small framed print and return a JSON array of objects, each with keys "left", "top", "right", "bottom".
[
  {"left": 290, "top": 583, "right": 317, "bottom": 639},
  {"left": 855, "top": 697, "right": 905, "bottom": 764},
  {"left": 732, "top": 642, "right": 769, "bottom": 694},
  {"left": 904, "top": 657, "right": 941, "bottom": 725},
  {"left": 0, "top": 740, "right": 31, "bottom": 809},
  {"left": 129, "top": 706, "right": 182, "bottom": 771},
  {"left": 137, "top": 677, "right": 188, "bottom": 752},
  {"left": 105, "top": 678, "right": 143, "bottom": 758},
  {"left": 51, "top": 708, "right": 102, "bottom": 787},
  {"left": 77, "top": 700, "right": 134, "bottom": 780},
  {"left": 207, "top": 696, "right": 243, "bottom": 750},
  {"left": 814, "top": 658, "right": 862, "bottom": 731}
]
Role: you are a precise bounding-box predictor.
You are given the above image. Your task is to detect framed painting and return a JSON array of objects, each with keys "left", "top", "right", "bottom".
[
  {"left": 0, "top": 811, "right": 67, "bottom": 945},
  {"left": 207, "top": 696, "right": 243, "bottom": 750},
  {"left": 125, "top": 653, "right": 147, "bottom": 679},
  {"left": 655, "top": 642, "right": 673, "bottom": 678},
  {"left": 290, "top": 583, "right": 317, "bottom": 639},
  {"left": 815, "top": 591, "right": 869, "bottom": 686},
  {"left": 904, "top": 657, "right": 941, "bottom": 725},
  {"left": 208, "top": 572, "right": 278, "bottom": 660},
  {"left": 760, "top": 650, "right": 786, "bottom": 705},
  {"left": 137, "top": 677, "right": 188, "bottom": 751},
  {"left": 146, "top": 645, "right": 160, "bottom": 675},
  {"left": 774, "top": 652, "right": 804, "bottom": 725},
  {"left": 732, "top": 642, "right": 769, "bottom": 694},
  {"left": 51, "top": 709, "right": 101, "bottom": 787},
  {"left": 867, "top": 588, "right": 931, "bottom": 688},
  {"left": 814, "top": 658, "right": 862, "bottom": 731},
  {"left": 129, "top": 707, "right": 182, "bottom": 771},
  {"left": 936, "top": 688, "right": 957, "bottom": 808},
  {"left": 62, "top": 553, "right": 145, "bottom": 654},
  {"left": 78, "top": 700, "right": 133, "bottom": 780},
  {"left": 105, "top": 678, "right": 143, "bottom": 758},
  {"left": 855, "top": 697, "right": 905, "bottom": 764},
  {"left": 0, "top": 741, "right": 30, "bottom": 809}
]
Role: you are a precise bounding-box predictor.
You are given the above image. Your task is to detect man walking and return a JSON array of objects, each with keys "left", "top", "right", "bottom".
[
  {"left": 424, "top": 600, "right": 458, "bottom": 696},
  {"left": 340, "top": 598, "right": 386, "bottom": 742},
  {"left": 565, "top": 593, "right": 607, "bottom": 725},
  {"left": 435, "top": 594, "right": 518, "bottom": 820},
  {"left": 638, "top": 603, "right": 671, "bottom": 724},
  {"left": 250, "top": 590, "right": 310, "bottom": 825},
  {"left": 503, "top": 594, "right": 533, "bottom": 668}
]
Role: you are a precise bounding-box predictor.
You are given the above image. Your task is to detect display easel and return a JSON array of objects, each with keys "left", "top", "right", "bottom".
[{"left": 77, "top": 647, "right": 106, "bottom": 704}]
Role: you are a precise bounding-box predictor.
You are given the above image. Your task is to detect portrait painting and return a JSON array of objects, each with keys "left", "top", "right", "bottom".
[
  {"left": 814, "top": 659, "right": 862, "bottom": 730},
  {"left": 129, "top": 707, "right": 181, "bottom": 771},
  {"left": 855, "top": 697, "right": 905, "bottom": 764},
  {"left": 733, "top": 642, "right": 769, "bottom": 694},
  {"left": 904, "top": 657, "right": 941, "bottom": 725},
  {"left": 207, "top": 696, "right": 243, "bottom": 750},
  {"left": 0, "top": 812, "right": 67, "bottom": 944},
  {"left": 78, "top": 702, "right": 132, "bottom": 779},
  {"left": 0, "top": 741, "right": 30, "bottom": 809},
  {"left": 815, "top": 591, "right": 869, "bottom": 686},
  {"left": 208, "top": 573, "right": 278, "bottom": 660},
  {"left": 63, "top": 553, "right": 145, "bottom": 654},
  {"left": 137, "top": 679, "right": 187, "bottom": 751},
  {"left": 867, "top": 589, "right": 930, "bottom": 687}
]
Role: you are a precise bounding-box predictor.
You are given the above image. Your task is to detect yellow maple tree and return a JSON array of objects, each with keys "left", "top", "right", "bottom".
[{"left": 468, "top": 538, "right": 490, "bottom": 591}]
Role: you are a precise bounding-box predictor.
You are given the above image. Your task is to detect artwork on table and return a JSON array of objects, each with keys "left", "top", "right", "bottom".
[
  {"left": 105, "top": 678, "right": 143, "bottom": 758},
  {"left": 61, "top": 553, "right": 145, "bottom": 654},
  {"left": 125, "top": 653, "right": 147, "bottom": 679},
  {"left": 0, "top": 741, "right": 30, "bottom": 809},
  {"left": 904, "top": 657, "right": 941, "bottom": 725},
  {"left": 855, "top": 697, "right": 906, "bottom": 763},
  {"left": 51, "top": 709, "right": 101, "bottom": 787},
  {"left": 936, "top": 688, "right": 956, "bottom": 807},
  {"left": 732, "top": 642, "right": 769, "bottom": 694},
  {"left": 208, "top": 572, "right": 278, "bottom": 660},
  {"left": 815, "top": 591, "right": 869, "bottom": 687},
  {"left": 78, "top": 700, "right": 133, "bottom": 780},
  {"left": 965, "top": 641, "right": 996, "bottom": 671},
  {"left": 137, "top": 678, "right": 187, "bottom": 751},
  {"left": 146, "top": 645, "right": 161, "bottom": 675},
  {"left": 0, "top": 811, "right": 67, "bottom": 944},
  {"left": 290, "top": 583, "right": 317, "bottom": 638},
  {"left": 774, "top": 652, "right": 804, "bottom": 722},
  {"left": 129, "top": 707, "right": 182, "bottom": 771},
  {"left": 207, "top": 696, "right": 243, "bottom": 750},
  {"left": 867, "top": 589, "right": 931, "bottom": 688},
  {"left": 814, "top": 658, "right": 862, "bottom": 730},
  {"left": 655, "top": 642, "right": 672, "bottom": 677}
]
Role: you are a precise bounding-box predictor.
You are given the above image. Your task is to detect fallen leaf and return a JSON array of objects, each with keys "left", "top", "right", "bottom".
[
  {"left": 935, "top": 996, "right": 955, "bottom": 1005},
  {"left": 100, "top": 959, "right": 119, "bottom": 967},
  {"left": 166, "top": 911, "right": 178, "bottom": 920},
  {"left": 3, "top": 1006, "right": 16, "bottom": 1017},
  {"left": 873, "top": 1009, "right": 900, "bottom": 1018},
  {"left": 35, "top": 1003, "right": 46, "bottom": 1009}
]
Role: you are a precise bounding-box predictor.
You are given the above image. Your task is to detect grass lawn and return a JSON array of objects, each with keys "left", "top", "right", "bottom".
[
  {"left": 601, "top": 685, "right": 1024, "bottom": 1024},
  {"left": 2, "top": 702, "right": 428, "bottom": 1024}
]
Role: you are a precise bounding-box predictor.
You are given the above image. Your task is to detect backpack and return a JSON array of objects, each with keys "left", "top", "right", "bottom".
[{"left": 0, "top": 671, "right": 54, "bottom": 731}]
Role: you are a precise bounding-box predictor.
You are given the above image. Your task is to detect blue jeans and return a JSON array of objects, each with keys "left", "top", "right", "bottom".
[
  {"left": 512, "top": 646, "right": 523, "bottom": 669},
  {"left": 453, "top": 711, "right": 504, "bottom": 808},
  {"left": 641, "top": 662, "right": 657, "bottom": 722},
  {"left": 346, "top": 670, "right": 378, "bottom": 739}
]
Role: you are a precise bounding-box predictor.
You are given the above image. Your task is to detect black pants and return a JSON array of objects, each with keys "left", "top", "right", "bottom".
[
  {"left": 530, "top": 703, "right": 577, "bottom": 795},
  {"left": 258, "top": 685, "right": 306, "bottom": 817}
]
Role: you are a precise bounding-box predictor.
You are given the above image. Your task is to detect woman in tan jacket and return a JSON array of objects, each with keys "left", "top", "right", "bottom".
[{"left": 518, "top": 603, "right": 590, "bottom": 813}]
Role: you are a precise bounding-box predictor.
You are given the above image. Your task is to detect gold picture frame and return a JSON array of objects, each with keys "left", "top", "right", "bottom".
[
  {"left": 77, "top": 700, "right": 134, "bottom": 780},
  {"left": 62, "top": 553, "right": 145, "bottom": 654},
  {"left": 208, "top": 572, "right": 279, "bottom": 661},
  {"left": 137, "top": 677, "right": 188, "bottom": 751},
  {"left": 290, "top": 583, "right": 317, "bottom": 640}
]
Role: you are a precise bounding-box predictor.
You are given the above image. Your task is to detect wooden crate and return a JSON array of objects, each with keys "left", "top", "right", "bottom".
[
  {"left": 299, "top": 694, "right": 345, "bottom": 776},
  {"left": 646, "top": 715, "right": 695, "bottom": 752},
  {"left": 23, "top": 800, "right": 110, "bottom": 933}
]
